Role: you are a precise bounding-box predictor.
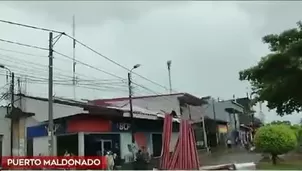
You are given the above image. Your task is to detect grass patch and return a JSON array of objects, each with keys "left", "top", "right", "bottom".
[{"left": 257, "top": 161, "right": 302, "bottom": 170}]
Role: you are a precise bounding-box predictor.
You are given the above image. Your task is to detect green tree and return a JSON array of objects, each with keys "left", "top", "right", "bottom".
[
  {"left": 291, "top": 124, "right": 302, "bottom": 145},
  {"left": 270, "top": 120, "right": 291, "bottom": 125},
  {"left": 239, "top": 21, "right": 302, "bottom": 116},
  {"left": 254, "top": 124, "right": 297, "bottom": 165}
]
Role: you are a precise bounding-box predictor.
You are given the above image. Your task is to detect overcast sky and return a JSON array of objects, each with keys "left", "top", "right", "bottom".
[{"left": 0, "top": 1, "right": 301, "bottom": 123}]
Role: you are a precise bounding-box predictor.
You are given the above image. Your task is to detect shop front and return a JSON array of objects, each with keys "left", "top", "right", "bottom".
[{"left": 26, "top": 113, "right": 179, "bottom": 159}]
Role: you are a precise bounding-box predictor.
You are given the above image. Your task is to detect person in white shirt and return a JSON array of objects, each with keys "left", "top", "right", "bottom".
[
  {"left": 106, "top": 151, "right": 115, "bottom": 170},
  {"left": 227, "top": 139, "right": 232, "bottom": 149}
]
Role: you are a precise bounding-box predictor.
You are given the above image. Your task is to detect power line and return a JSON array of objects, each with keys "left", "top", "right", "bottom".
[
  {"left": 0, "top": 38, "right": 48, "bottom": 51},
  {"left": 0, "top": 52, "right": 120, "bottom": 83},
  {"left": 26, "top": 80, "right": 129, "bottom": 93},
  {"left": 0, "top": 47, "right": 48, "bottom": 58},
  {"left": 0, "top": 19, "right": 178, "bottom": 104},
  {"left": 0, "top": 19, "right": 64, "bottom": 34},
  {"left": 0, "top": 19, "right": 173, "bottom": 92},
  {"left": 53, "top": 50, "right": 126, "bottom": 81},
  {"left": 0, "top": 54, "right": 72, "bottom": 80},
  {"left": 64, "top": 34, "right": 171, "bottom": 91},
  {"left": 53, "top": 50, "right": 177, "bottom": 104}
]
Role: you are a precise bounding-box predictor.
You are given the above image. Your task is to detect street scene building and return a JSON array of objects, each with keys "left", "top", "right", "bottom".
[{"left": 0, "top": 92, "right": 262, "bottom": 159}]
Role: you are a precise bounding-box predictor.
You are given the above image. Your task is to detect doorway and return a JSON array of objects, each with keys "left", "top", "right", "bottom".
[
  {"left": 152, "top": 134, "right": 162, "bottom": 157},
  {"left": 84, "top": 134, "right": 120, "bottom": 156},
  {"left": 26, "top": 139, "right": 33, "bottom": 156},
  {"left": 99, "top": 139, "right": 112, "bottom": 156},
  {"left": 56, "top": 134, "right": 78, "bottom": 156}
]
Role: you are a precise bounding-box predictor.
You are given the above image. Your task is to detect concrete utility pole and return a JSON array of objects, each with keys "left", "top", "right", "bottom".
[
  {"left": 167, "top": 60, "right": 172, "bottom": 94},
  {"left": 10, "top": 72, "right": 14, "bottom": 156},
  {"left": 128, "top": 64, "right": 141, "bottom": 143},
  {"left": 48, "top": 32, "right": 55, "bottom": 156},
  {"left": 72, "top": 15, "right": 77, "bottom": 99},
  {"left": 11, "top": 72, "right": 14, "bottom": 109},
  {"left": 212, "top": 98, "right": 219, "bottom": 145}
]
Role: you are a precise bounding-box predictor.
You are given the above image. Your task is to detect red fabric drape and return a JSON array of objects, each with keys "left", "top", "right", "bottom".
[
  {"left": 159, "top": 113, "right": 173, "bottom": 169},
  {"left": 168, "top": 120, "right": 200, "bottom": 170}
]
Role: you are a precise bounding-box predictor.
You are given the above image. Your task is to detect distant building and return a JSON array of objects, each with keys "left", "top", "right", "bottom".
[{"left": 201, "top": 96, "right": 244, "bottom": 147}]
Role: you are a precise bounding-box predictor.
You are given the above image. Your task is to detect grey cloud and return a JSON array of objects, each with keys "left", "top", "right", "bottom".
[
  {"left": 3, "top": 1, "right": 190, "bottom": 26},
  {"left": 1, "top": 1, "right": 301, "bottom": 123}
]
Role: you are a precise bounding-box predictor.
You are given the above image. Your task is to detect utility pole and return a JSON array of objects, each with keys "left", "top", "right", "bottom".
[
  {"left": 72, "top": 15, "right": 77, "bottom": 99},
  {"left": 167, "top": 60, "right": 172, "bottom": 94},
  {"left": 212, "top": 98, "right": 219, "bottom": 145},
  {"left": 10, "top": 72, "right": 14, "bottom": 156},
  {"left": 11, "top": 72, "right": 14, "bottom": 109},
  {"left": 128, "top": 64, "right": 141, "bottom": 144},
  {"left": 128, "top": 72, "right": 135, "bottom": 143},
  {"left": 17, "top": 78, "right": 21, "bottom": 94},
  {"left": 48, "top": 32, "right": 55, "bottom": 156}
]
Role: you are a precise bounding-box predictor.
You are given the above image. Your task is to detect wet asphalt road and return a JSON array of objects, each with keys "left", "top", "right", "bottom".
[{"left": 199, "top": 149, "right": 262, "bottom": 166}]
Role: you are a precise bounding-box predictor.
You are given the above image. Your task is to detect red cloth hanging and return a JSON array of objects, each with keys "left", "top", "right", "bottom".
[
  {"left": 168, "top": 120, "right": 200, "bottom": 170},
  {"left": 159, "top": 113, "right": 173, "bottom": 169}
]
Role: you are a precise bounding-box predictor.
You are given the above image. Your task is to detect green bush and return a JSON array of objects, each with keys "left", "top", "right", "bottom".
[
  {"left": 290, "top": 125, "right": 302, "bottom": 145},
  {"left": 254, "top": 124, "right": 297, "bottom": 165}
]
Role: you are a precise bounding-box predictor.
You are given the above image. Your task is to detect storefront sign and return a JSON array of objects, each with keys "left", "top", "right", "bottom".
[{"left": 112, "top": 122, "right": 131, "bottom": 132}]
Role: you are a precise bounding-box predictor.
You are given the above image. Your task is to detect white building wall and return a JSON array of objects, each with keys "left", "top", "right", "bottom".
[
  {"left": 33, "top": 136, "right": 57, "bottom": 156},
  {"left": 33, "top": 137, "right": 48, "bottom": 156},
  {"left": 17, "top": 96, "right": 86, "bottom": 123},
  {"left": 78, "top": 132, "right": 84, "bottom": 156},
  {"left": 120, "top": 132, "right": 132, "bottom": 159},
  {"left": 13, "top": 96, "right": 85, "bottom": 156},
  {"left": 0, "top": 107, "right": 11, "bottom": 156}
]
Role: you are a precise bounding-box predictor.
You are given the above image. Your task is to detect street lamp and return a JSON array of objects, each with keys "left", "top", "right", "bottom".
[
  {"left": 128, "top": 64, "right": 141, "bottom": 143},
  {"left": 0, "top": 64, "right": 11, "bottom": 74}
]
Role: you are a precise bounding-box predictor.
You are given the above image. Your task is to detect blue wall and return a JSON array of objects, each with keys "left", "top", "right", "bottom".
[{"left": 27, "top": 121, "right": 67, "bottom": 139}]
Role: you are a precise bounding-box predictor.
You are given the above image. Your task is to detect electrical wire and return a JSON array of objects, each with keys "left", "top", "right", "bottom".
[
  {"left": 53, "top": 50, "right": 177, "bottom": 103},
  {"left": 0, "top": 19, "right": 179, "bottom": 105},
  {"left": 0, "top": 19, "right": 64, "bottom": 34},
  {"left": 26, "top": 80, "right": 129, "bottom": 93},
  {"left": 0, "top": 52, "right": 126, "bottom": 85},
  {"left": 0, "top": 19, "right": 175, "bottom": 92},
  {"left": 0, "top": 38, "right": 48, "bottom": 51},
  {"left": 0, "top": 47, "right": 48, "bottom": 58}
]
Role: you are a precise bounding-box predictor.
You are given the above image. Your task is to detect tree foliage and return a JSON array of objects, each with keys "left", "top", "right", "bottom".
[
  {"left": 270, "top": 120, "right": 291, "bottom": 125},
  {"left": 254, "top": 124, "right": 297, "bottom": 164},
  {"left": 290, "top": 124, "right": 302, "bottom": 145},
  {"left": 239, "top": 21, "right": 302, "bottom": 116}
]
